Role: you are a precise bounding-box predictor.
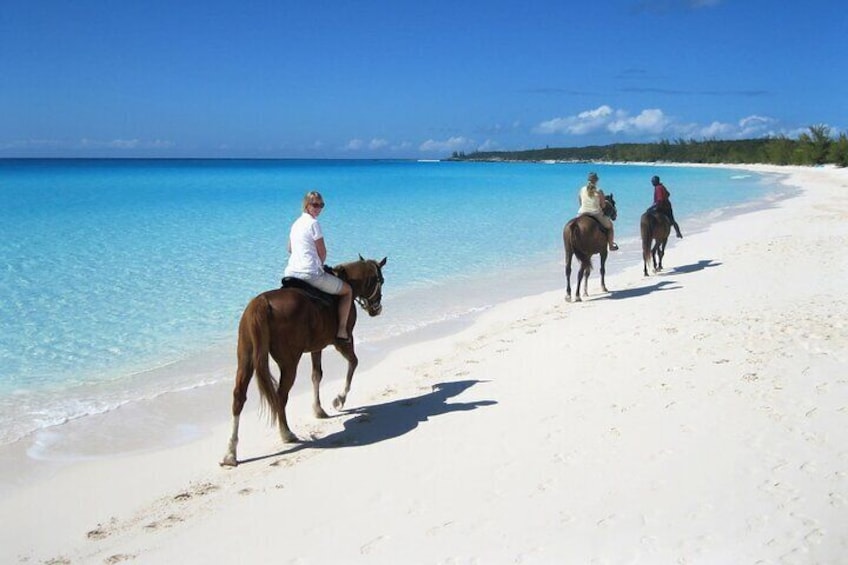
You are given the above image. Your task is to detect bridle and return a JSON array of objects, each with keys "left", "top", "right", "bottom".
[{"left": 355, "top": 264, "right": 384, "bottom": 313}]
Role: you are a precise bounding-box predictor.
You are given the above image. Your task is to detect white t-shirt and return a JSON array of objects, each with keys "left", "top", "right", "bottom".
[
  {"left": 284, "top": 212, "right": 324, "bottom": 276},
  {"left": 577, "top": 185, "right": 602, "bottom": 215}
]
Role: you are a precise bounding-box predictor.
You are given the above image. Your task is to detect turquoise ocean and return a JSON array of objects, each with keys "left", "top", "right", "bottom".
[{"left": 0, "top": 159, "right": 789, "bottom": 453}]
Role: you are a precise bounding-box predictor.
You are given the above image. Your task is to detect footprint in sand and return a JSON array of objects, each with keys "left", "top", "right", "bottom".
[
  {"left": 86, "top": 526, "right": 110, "bottom": 540},
  {"left": 105, "top": 554, "right": 136, "bottom": 564},
  {"left": 144, "top": 514, "right": 184, "bottom": 531},
  {"left": 360, "top": 535, "right": 388, "bottom": 554}
]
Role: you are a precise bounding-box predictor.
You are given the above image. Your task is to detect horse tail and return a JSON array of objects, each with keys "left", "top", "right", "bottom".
[
  {"left": 640, "top": 213, "right": 653, "bottom": 252},
  {"left": 239, "top": 294, "right": 283, "bottom": 425},
  {"left": 568, "top": 221, "right": 593, "bottom": 272}
]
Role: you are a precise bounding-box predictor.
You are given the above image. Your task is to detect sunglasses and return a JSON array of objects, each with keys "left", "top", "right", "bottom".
[{"left": 309, "top": 202, "right": 325, "bottom": 208}]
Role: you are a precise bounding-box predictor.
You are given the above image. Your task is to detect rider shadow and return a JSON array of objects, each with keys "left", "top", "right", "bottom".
[
  {"left": 670, "top": 259, "right": 722, "bottom": 274},
  {"left": 241, "top": 380, "right": 496, "bottom": 465},
  {"left": 607, "top": 280, "right": 680, "bottom": 300}
]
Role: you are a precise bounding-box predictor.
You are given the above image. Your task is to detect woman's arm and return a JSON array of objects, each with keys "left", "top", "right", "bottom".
[{"left": 315, "top": 238, "right": 327, "bottom": 263}]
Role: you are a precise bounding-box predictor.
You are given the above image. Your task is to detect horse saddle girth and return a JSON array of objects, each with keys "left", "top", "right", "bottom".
[
  {"left": 280, "top": 277, "right": 337, "bottom": 308},
  {"left": 579, "top": 213, "right": 609, "bottom": 235}
]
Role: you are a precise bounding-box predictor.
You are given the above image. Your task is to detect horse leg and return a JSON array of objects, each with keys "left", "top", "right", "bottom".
[
  {"left": 581, "top": 258, "right": 592, "bottom": 298},
  {"left": 310, "top": 351, "right": 329, "bottom": 418},
  {"left": 657, "top": 240, "right": 666, "bottom": 271},
  {"left": 652, "top": 242, "right": 660, "bottom": 273},
  {"left": 599, "top": 251, "right": 608, "bottom": 293},
  {"left": 275, "top": 354, "right": 302, "bottom": 443},
  {"left": 565, "top": 250, "right": 573, "bottom": 302},
  {"left": 332, "top": 339, "right": 359, "bottom": 410},
  {"left": 574, "top": 261, "right": 585, "bottom": 302},
  {"left": 220, "top": 351, "right": 253, "bottom": 466}
]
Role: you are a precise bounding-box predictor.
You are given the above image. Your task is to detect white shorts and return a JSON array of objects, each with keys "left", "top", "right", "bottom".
[{"left": 296, "top": 270, "right": 345, "bottom": 294}]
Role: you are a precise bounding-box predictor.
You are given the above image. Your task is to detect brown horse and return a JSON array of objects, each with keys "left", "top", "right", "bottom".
[
  {"left": 563, "top": 194, "right": 617, "bottom": 302},
  {"left": 221, "top": 256, "right": 387, "bottom": 467},
  {"left": 640, "top": 209, "right": 671, "bottom": 276}
]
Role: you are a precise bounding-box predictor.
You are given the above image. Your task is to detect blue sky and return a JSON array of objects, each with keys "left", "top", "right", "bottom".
[{"left": 2, "top": 0, "right": 845, "bottom": 158}]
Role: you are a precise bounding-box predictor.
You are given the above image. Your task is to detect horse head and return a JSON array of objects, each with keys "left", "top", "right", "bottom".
[
  {"left": 336, "top": 256, "right": 387, "bottom": 317},
  {"left": 604, "top": 193, "right": 618, "bottom": 221}
]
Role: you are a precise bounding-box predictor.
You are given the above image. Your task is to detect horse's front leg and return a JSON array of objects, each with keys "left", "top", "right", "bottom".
[
  {"left": 332, "top": 339, "right": 359, "bottom": 410},
  {"left": 310, "top": 351, "right": 329, "bottom": 418}
]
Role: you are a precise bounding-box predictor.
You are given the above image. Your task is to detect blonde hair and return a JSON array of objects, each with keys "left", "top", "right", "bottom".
[
  {"left": 302, "top": 191, "right": 324, "bottom": 212},
  {"left": 586, "top": 172, "right": 599, "bottom": 195}
]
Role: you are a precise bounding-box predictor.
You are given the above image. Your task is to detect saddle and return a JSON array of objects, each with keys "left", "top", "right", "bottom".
[
  {"left": 280, "top": 276, "right": 337, "bottom": 308},
  {"left": 646, "top": 206, "right": 672, "bottom": 223},
  {"left": 579, "top": 213, "right": 609, "bottom": 234}
]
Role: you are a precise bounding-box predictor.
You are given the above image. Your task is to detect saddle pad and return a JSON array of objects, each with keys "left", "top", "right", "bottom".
[{"left": 280, "top": 277, "right": 336, "bottom": 307}]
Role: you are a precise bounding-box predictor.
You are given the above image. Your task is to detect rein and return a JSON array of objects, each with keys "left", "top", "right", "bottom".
[{"left": 355, "top": 268, "right": 384, "bottom": 311}]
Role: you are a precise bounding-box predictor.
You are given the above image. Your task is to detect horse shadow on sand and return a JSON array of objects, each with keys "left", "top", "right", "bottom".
[
  {"left": 239, "top": 379, "right": 496, "bottom": 466},
  {"left": 607, "top": 259, "right": 721, "bottom": 300}
]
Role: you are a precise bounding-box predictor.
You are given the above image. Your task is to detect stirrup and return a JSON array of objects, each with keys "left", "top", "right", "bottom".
[{"left": 609, "top": 242, "right": 619, "bottom": 251}]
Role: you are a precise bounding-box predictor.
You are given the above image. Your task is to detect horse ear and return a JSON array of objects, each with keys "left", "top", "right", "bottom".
[
  {"left": 359, "top": 254, "right": 365, "bottom": 261},
  {"left": 379, "top": 257, "right": 387, "bottom": 267}
]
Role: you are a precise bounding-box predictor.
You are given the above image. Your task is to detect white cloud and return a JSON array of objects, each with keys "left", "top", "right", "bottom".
[
  {"left": 534, "top": 105, "right": 788, "bottom": 141},
  {"left": 738, "top": 115, "right": 777, "bottom": 136},
  {"left": 534, "top": 105, "right": 614, "bottom": 135},
  {"left": 345, "top": 139, "right": 364, "bottom": 151},
  {"left": 344, "top": 138, "right": 390, "bottom": 151},
  {"left": 476, "top": 139, "right": 499, "bottom": 152},
  {"left": 696, "top": 115, "right": 778, "bottom": 139},
  {"left": 698, "top": 121, "right": 735, "bottom": 138},
  {"left": 419, "top": 136, "right": 473, "bottom": 152},
  {"left": 608, "top": 108, "right": 670, "bottom": 134},
  {"left": 535, "top": 105, "right": 670, "bottom": 137},
  {"left": 368, "top": 138, "right": 388, "bottom": 150}
]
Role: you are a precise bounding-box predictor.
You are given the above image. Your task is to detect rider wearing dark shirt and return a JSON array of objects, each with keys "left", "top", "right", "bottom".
[{"left": 650, "top": 175, "right": 683, "bottom": 239}]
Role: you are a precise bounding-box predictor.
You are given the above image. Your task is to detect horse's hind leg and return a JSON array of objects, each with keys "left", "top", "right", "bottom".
[
  {"left": 565, "top": 250, "right": 574, "bottom": 302},
  {"left": 574, "top": 262, "right": 585, "bottom": 302},
  {"left": 599, "top": 252, "right": 608, "bottom": 293},
  {"left": 332, "top": 340, "right": 359, "bottom": 410},
  {"left": 275, "top": 354, "right": 302, "bottom": 443},
  {"left": 221, "top": 353, "right": 253, "bottom": 467},
  {"left": 310, "top": 351, "right": 329, "bottom": 418}
]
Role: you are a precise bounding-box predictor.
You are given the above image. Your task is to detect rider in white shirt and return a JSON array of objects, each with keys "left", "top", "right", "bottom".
[{"left": 284, "top": 191, "right": 353, "bottom": 343}]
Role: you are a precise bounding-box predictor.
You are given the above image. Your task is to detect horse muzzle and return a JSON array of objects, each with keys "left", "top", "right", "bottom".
[{"left": 367, "top": 303, "right": 383, "bottom": 317}]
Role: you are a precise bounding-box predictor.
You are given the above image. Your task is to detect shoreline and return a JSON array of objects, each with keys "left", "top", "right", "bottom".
[
  {"left": 0, "top": 162, "right": 783, "bottom": 452},
  {"left": 0, "top": 165, "right": 792, "bottom": 473},
  {"left": 3, "top": 163, "right": 846, "bottom": 563}
]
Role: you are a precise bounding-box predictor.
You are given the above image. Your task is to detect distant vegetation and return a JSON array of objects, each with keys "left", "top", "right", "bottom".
[{"left": 450, "top": 125, "right": 848, "bottom": 167}]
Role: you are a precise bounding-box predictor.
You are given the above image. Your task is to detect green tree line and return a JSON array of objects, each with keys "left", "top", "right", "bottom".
[{"left": 451, "top": 125, "right": 848, "bottom": 167}]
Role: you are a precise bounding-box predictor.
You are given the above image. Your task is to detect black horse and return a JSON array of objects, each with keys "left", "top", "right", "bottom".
[
  {"left": 563, "top": 195, "right": 617, "bottom": 302},
  {"left": 640, "top": 210, "right": 670, "bottom": 276}
]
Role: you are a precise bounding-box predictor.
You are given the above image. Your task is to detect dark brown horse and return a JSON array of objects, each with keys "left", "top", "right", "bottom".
[
  {"left": 563, "top": 194, "right": 617, "bottom": 302},
  {"left": 640, "top": 209, "right": 671, "bottom": 276},
  {"left": 221, "top": 256, "right": 387, "bottom": 467}
]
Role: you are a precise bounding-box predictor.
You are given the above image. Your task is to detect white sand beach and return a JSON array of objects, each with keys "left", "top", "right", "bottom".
[{"left": 2, "top": 164, "right": 846, "bottom": 564}]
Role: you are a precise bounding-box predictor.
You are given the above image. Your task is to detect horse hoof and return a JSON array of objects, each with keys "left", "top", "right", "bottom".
[
  {"left": 220, "top": 454, "right": 238, "bottom": 467},
  {"left": 314, "top": 407, "right": 330, "bottom": 419},
  {"left": 574, "top": 296, "right": 582, "bottom": 303},
  {"left": 565, "top": 295, "right": 572, "bottom": 303},
  {"left": 333, "top": 396, "right": 346, "bottom": 410}
]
